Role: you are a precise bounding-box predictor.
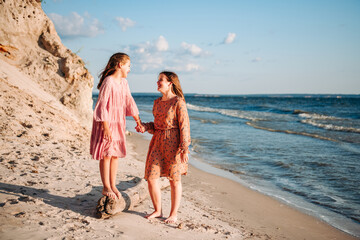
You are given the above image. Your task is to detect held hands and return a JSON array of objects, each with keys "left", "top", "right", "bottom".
[{"left": 135, "top": 121, "right": 146, "bottom": 133}]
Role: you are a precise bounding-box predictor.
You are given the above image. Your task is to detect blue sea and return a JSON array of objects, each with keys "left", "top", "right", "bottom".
[{"left": 93, "top": 93, "right": 360, "bottom": 237}]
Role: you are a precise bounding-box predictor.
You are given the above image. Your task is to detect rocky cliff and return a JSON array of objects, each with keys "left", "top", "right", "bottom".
[{"left": 0, "top": 0, "right": 93, "bottom": 128}]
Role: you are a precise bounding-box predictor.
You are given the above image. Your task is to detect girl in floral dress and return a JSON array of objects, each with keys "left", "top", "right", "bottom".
[
  {"left": 141, "top": 71, "right": 191, "bottom": 224},
  {"left": 90, "top": 53, "right": 144, "bottom": 200}
]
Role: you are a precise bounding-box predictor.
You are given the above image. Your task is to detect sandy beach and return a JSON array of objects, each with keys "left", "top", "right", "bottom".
[
  {"left": 0, "top": 63, "right": 356, "bottom": 239},
  {"left": 1, "top": 1, "right": 358, "bottom": 239},
  {"left": 1, "top": 119, "right": 357, "bottom": 239}
]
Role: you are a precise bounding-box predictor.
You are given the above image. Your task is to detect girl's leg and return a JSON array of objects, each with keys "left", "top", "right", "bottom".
[
  {"left": 145, "top": 178, "right": 163, "bottom": 219},
  {"left": 165, "top": 179, "right": 182, "bottom": 224},
  {"left": 110, "top": 156, "right": 121, "bottom": 199},
  {"left": 99, "top": 156, "right": 116, "bottom": 199}
]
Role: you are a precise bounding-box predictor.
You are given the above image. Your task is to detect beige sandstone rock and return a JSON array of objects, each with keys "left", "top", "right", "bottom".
[{"left": 0, "top": 0, "right": 93, "bottom": 128}]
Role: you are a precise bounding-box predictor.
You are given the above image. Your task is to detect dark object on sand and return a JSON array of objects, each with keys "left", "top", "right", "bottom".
[
  {"left": 96, "top": 195, "right": 127, "bottom": 219},
  {"left": 96, "top": 178, "right": 169, "bottom": 219}
]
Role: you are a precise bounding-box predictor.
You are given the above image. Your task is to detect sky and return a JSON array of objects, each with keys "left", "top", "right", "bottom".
[{"left": 42, "top": 0, "right": 360, "bottom": 94}]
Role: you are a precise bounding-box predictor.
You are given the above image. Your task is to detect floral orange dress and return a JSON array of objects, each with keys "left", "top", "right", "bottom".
[{"left": 144, "top": 96, "right": 191, "bottom": 181}]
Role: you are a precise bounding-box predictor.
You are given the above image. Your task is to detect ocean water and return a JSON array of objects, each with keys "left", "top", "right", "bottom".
[{"left": 93, "top": 93, "right": 360, "bottom": 237}]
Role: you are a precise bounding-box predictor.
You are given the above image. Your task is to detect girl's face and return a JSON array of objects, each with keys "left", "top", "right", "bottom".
[
  {"left": 157, "top": 74, "right": 172, "bottom": 94},
  {"left": 119, "top": 60, "right": 131, "bottom": 78}
]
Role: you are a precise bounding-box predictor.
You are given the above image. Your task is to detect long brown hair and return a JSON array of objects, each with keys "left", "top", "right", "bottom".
[
  {"left": 97, "top": 53, "right": 130, "bottom": 89},
  {"left": 160, "top": 71, "right": 185, "bottom": 99}
]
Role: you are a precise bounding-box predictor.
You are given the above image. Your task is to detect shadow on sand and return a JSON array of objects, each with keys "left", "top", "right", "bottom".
[{"left": 0, "top": 177, "right": 146, "bottom": 219}]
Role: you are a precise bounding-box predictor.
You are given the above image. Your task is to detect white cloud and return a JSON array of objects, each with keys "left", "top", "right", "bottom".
[
  {"left": 181, "top": 42, "right": 209, "bottom": 57},
  {"left": 48, "top": 12, "right": 103, "bottom": 38},
  {"left": 123, "top": 36, "right": 170, "bottom": 72},
  {"left": 223, "top": 32, "right": 236, "bottom": 44},
  {"left": 122, "top": 36, "right": 204, "bottom": 73},
  {"left": 171, "top": 63, "right": 201, "bottom": 73},
  {"left": 185, "top": 63, "right": 200, "bottom": 72},
  {"left": 155, "top": 36, "right": 169, "bottom": 51},
  {"left": 126, "top": 36, "right": 169, "bottom": 55},
  {"left": 252, "top": 57, "right": 262, "bottom": 62},
  {"left": 115, "top": 17, "right": 136, "bottom": 31},
  {"left": 136, "top": 53, "right": 164, "bottom": 72}
]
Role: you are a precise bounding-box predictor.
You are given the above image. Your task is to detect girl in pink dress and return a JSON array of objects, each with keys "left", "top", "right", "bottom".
[{"left": 90, "top": 53, "right": 144, "bottom": 200}]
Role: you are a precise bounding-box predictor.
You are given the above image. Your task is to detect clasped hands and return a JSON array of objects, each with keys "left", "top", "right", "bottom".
[
  {"left": 134, "top": 121, "right": 188, "bottom": 163},
  {"left": 135, "top": 121, "right": 146, "bottom": 133}
]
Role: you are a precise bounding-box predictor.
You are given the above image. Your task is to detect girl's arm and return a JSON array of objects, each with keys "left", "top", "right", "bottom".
[
  {"left": 94, "top": 81, "right": 113, "bottom": 140},
  {"left": 94, "top": 81, "right": 112, "bottom": 122},
  {"left": 124, "top": 81, "right": 145, "bottom": 133},
  {"left": 133, "top": 115, "right": 145, "bottom": 133},
  {"left": 177, "top": 99, "right": 191, "bottom": 162},
  {"left": 125, "top": 80, "right": 139, "bottom": 117}
]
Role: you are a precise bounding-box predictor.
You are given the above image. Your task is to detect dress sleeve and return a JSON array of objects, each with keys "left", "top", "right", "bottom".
[
  {"left": 176, "top": 98, "right": 191, "bottom": 154},
  {"left": 125, "top": 80, "right": 139, "bottom": 117},
  {"left": 93, "top": 81, "right": 112, "bottom": 122}
]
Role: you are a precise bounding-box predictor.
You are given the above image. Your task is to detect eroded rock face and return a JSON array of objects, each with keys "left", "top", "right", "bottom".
[{"left": 0, "top": 0, "right": 93, "bottom": 128}]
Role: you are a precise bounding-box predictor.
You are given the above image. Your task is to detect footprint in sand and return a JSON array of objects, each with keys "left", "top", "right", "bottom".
[
  {"left": 7, "top": 199, "right": 19, "bottom": 205},
  {"left": 14, "top": 212, "right": 26, "bottom": 218},
  {"left": 42, "top": 133, "right": 50, "bottom": 139},
  {"left": 26, "top": 180, "right": 37, "bottom": 186},
  {"left": 17, "top": 130, "right": 27, "bottom": 137},
  {"left": 20, "top": 122, "right": 33, "bottom": 128},
  {"left": 18, "top": 196, "right": 36, "bottom": 203}
]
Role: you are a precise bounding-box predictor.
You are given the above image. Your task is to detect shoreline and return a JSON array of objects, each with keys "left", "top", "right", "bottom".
[
  {"left": 189, "top": 152, "right": 360, "bottom": 238},
  {"left": 128, "top": 130, "right": 358, "bottom": 239}
]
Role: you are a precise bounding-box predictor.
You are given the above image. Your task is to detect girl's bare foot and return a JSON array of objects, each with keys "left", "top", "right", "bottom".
[
  {"left": 145, "top": 211, "right": 163, "bottom": 219},
  {"left": 164, "top": 215, "right": 177, "bottom": 224},
  {"left": 111, "top": 186, "right": 121, "bottom": 199},
  {"left": 102, "top": 188, "right": 116, "bottom": 199}
]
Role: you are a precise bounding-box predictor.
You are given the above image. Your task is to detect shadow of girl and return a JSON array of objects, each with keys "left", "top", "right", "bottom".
[{"left": 0, "top": 176, "right": 144, "bottom": 219}]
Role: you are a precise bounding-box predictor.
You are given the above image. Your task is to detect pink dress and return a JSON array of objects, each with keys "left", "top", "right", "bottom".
[{"left": 90, "top": 76, "right": 139, "bottom": 160}]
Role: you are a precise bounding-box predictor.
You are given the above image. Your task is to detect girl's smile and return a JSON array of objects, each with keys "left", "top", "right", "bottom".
[
  {"left": 157, "top": 74, "right": 171, "bottom": 93},
  {"left": 119, "top": 60, "right": 131, "bottom": 78}
]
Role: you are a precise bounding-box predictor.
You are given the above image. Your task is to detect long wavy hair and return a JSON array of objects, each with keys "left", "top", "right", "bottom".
[
  {"left": 160, "top": 71, "right": 185, "bottom": 100},
  {"left": 97, "top": 53, "right": 130, "bottom": 89}
]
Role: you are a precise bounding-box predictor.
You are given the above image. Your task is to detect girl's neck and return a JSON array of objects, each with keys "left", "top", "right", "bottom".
[
  {"left": 111, "top": 70, "right": 124, "bottom": 82},
  {"left": 161, "top": 91, "right": 176, "bottom": 101}
]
